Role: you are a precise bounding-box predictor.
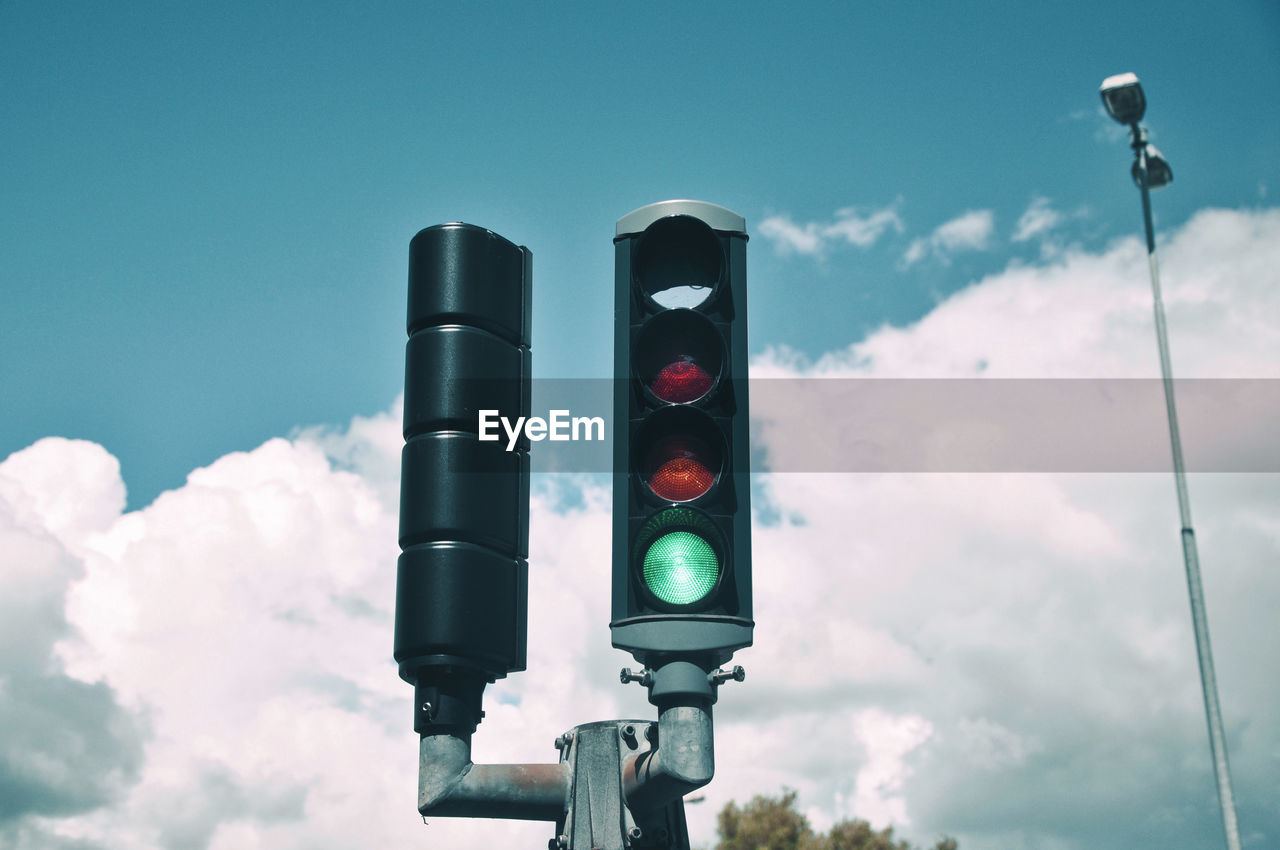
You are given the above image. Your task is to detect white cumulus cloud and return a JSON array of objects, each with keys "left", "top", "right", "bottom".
[
  {"left": 758, "top": 215, "right": 824, "bottom": 255},
  {"left": 848, "top": 709, "right": 934, "bottom": 826},
  {"left": 903, "top": 209, "right": 995, "bottom": 266},
  {"left": 758, "top": 204, "right": 904, "bottom": 257},
  {"left": 3, "top": 206, "right": 1279, "bottom": 850},
  {"left": 1012, "top": 196, "right": 1064, "bottom": 243}
]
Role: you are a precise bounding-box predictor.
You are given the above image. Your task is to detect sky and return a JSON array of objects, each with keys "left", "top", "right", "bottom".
[{"left": 2, "top": 2, "right": 1279, "bottom": 849}]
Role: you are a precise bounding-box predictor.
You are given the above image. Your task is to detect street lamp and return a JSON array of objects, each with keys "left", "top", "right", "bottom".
[{"left": 1100, "top": 72, "right": 1242, "bottom": 850}]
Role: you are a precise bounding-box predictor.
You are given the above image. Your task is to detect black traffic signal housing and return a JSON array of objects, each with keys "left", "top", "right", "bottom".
[
  {"left": 611, "top": 201, "right": 753, "bottom": 670},
  {"left": 394, "top": 223, "right": 531, "bottom": 736}
]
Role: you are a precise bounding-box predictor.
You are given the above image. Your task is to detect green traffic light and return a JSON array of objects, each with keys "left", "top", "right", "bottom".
[{"left": 643, "top": 530, "right": 720, "bottom": 606}]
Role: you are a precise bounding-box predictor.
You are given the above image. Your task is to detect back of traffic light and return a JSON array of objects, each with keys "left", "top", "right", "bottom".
[
  {"left": 394, "top": 223, "right": 531, "bottom": 737},
  {"left": 611, "top": 200, "right": 753, "bottom": 677}
]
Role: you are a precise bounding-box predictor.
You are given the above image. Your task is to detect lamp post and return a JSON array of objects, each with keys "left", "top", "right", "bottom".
[{"left": 1100, "top": 72, "right": 1242, "bottom": 850}]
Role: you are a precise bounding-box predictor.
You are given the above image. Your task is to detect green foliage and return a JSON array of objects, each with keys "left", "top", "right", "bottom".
[
  {"left": 713, "top": 791, "right": 958, "bottom": 850},
  {"left": 812, "top": 818, "right": 911, "bottom": 850},
  {"left": 717, "top": 790, "right": 814, "bottom": 850}
]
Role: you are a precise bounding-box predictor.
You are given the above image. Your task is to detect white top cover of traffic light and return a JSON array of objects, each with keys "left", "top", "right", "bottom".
[{"left": 616, "top": 200, "right": 747, "bottom": 238}]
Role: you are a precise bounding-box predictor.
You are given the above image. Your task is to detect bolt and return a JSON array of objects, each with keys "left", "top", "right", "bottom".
[
  {"left": 709, "top": 665, "right": 747, "bottom": 685},
  {"left": 628, "top": 826, "right": 643, "bottom": 843},
  {"left": 620, "top": 724, "right": 638, "bottom": 748},
  {"left": 421, "top": 702, "right": 434, "bottom": 720},
  {"left": 620, "top": 667, "right": 653, "bottom": 686}
]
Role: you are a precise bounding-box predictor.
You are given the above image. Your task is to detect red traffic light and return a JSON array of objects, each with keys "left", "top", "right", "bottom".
[
  {"left": 636, "top": 309, "right": 723, "bottom": 406},
  {"left": 652, "top": 356, "right": 714, "bottom": 403}
]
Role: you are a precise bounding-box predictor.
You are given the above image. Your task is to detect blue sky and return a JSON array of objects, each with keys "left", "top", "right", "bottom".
[
  {"left": 5, "top": 1, "right": 1277, "bottom": 508},
  {"left": 3, "top": 3, "right": 1280, "bottom": 850}
]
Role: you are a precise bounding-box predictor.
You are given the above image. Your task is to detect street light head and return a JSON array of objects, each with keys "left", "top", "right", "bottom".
[
  {"left": 1132, "top": 144, "right": 1174, "bottom": 189},
  {"left": 1101, "top": 72, "right": 1146, "bottom": 125}
]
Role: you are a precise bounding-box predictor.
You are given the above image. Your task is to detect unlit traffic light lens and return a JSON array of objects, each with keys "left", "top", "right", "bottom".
[{"left": 633, "top": 215, "right": 723, "bottom": 311}]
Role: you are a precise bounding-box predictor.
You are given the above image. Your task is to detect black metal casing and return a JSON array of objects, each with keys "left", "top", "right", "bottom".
[
  {"left": 611, "top": 202, "right": 753, "bottom": 669},
  {"left": 395, "top": 223, "right": 531, "bottom": 734}
]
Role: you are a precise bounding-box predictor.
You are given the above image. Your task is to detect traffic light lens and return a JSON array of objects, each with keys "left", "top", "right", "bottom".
[
  {"left": 635, "top": 310, "right": 723, "bottom": 405},
  {"left": 634, "top": 506, "right": 725, "bottom": 609},
  {"left": 633, "top": 215, "right": 723, "bottom": 311},
  {"left": 652, "top": 357, "right": 714, "bottom": 403},
  {"left": 651, "top": 285, "right": 711, "bottom": 310},
  {"left": 645, "top": 435, "right": 716, "bottom": 501},
  {"left": 643, "top": 531, "right": 720, "bottom": 606}
]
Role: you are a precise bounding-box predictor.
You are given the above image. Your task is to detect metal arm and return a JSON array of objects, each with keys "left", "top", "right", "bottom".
[
  {"left": 622, "top": 703, "right": 715, "bottom": 813},
  {"left": 419, "top": 732, "right": 570, "bottom": 821}
]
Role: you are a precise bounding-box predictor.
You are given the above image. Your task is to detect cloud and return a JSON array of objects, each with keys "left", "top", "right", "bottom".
[
  {"left": 291, "top": 396, "right": 404, "bottom": 511},
  {"left": 804, "top": 207, "right": 1280, "bottom": 380},
  {"left": 1088, "top": 104, "right": 1133, "bottom": 144},
  {"left": 902, "top": 209, "right": 995, "bottom": 266},
  {"left": 848, "top": 709, "right": 934, "bottom": 826},
  {"left": 0, "top": 429, "right": 624, "bottom": 848},
  {"left": 0, "top": 435, "right": 417, "bottom": 848},
  {"left": 758, "top": 215, "right": 823, "bottom": 255},
  {"left": 826, "top": 206, "right": 907, "bottom": 248},
  {"left": 3, "top": 207, "right": 1279, "bottom": 849},
  {"left": 736, "top": 206, "right": 1280, "bottom": 848},
  {"left": 758, "top": 204, "right": 904, "bottom": 257},
  {"left": 747, "top": 207, "right": 1280, "bottom": 476},
  {"left": 0, "top": 440, "right": 146, "bottom": 829},
  {"left": 1012, "top": 197, "right": 1064, "bottom": 243}
]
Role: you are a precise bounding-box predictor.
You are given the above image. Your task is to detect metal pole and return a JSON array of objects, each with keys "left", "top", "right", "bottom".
[{"left": 1132, "top": 127, "right": 1242, "bottom": 850}]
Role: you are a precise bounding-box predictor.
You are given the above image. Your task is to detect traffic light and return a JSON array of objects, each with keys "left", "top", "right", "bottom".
[
  {"left": 611, "top": 201, "right": 752, "bottom": 670},
  {"left": 394, "top": 223, "right": 531, "bottom": 736}
]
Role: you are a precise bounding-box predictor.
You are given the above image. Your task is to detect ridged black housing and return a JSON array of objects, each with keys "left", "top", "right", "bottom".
[{"left": 394, "top": 224, "right": 531, "bottom": 732}]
